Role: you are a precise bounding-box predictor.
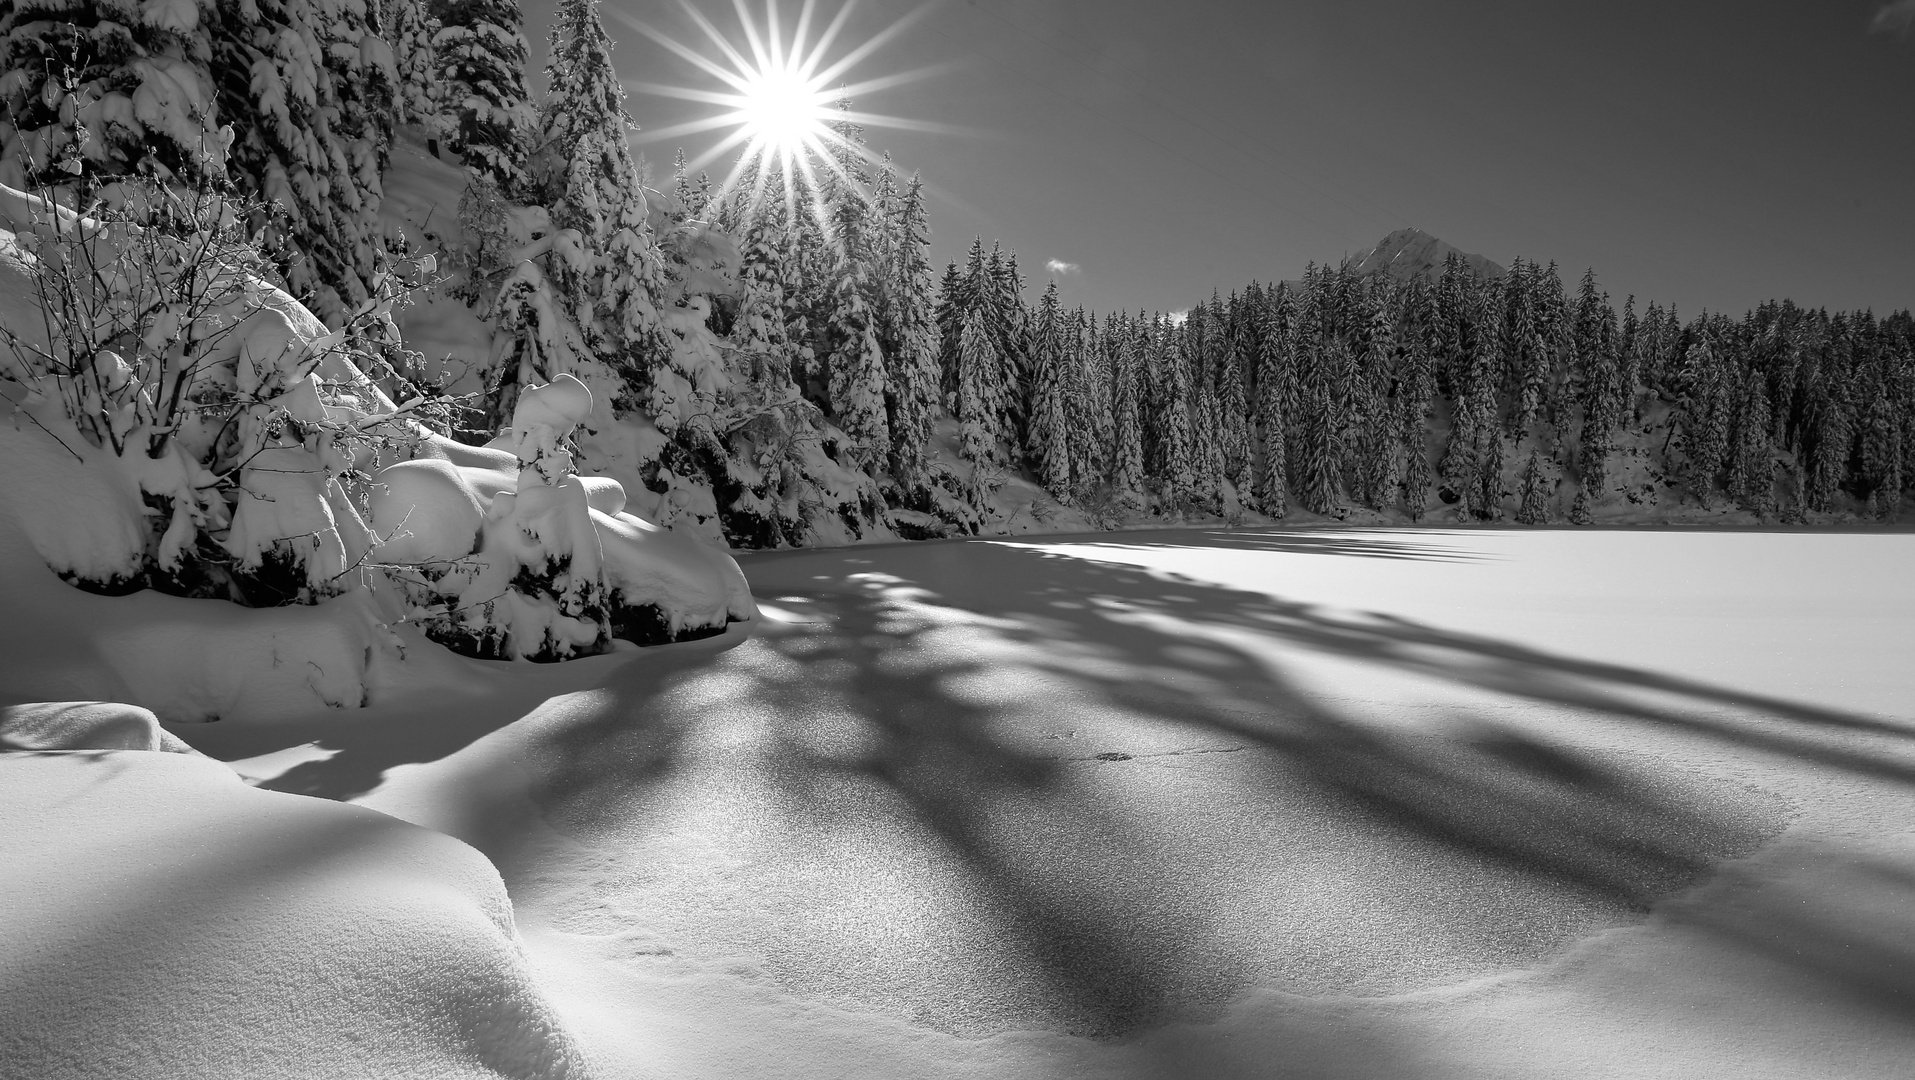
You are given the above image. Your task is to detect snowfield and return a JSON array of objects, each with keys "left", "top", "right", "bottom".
[{"left": 9, "top": 522, "right": 1912, "bottom": 1079}]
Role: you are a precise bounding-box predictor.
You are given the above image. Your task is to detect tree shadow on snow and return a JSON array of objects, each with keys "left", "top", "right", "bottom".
[{"left": 555, "top": 529, "right": 1915, "bottom": 1044}]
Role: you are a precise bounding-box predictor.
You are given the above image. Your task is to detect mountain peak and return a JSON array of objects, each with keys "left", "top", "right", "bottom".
[{"left": 1342, "top": 227, "right": 1504, "bottom": 282}]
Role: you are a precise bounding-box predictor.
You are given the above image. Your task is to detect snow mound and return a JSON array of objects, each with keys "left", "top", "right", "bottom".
[
  {"left": 0, "top": 751, "right": 589, "bottom": 1079},
  {"left": 375, "top": 378, "right": 755, "bottom": 660},
  {"left": 0, "top": 701, "right": 197, "bottom": 754}
]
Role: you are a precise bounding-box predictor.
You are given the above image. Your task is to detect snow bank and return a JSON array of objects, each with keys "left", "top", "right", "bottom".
[
  {"left": 0, "top": 701, "right": 197, "bottom": 753},
  {"left": 0, "top": 750, "right": 588, "bottom": 1079}
]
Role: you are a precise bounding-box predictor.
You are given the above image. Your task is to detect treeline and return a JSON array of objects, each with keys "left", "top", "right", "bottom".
[
  {"left": 936, "top": 253, "right": 1915, "bottom": 525},
  {"left": 5, "top": 0, "right": 1908, "bottom": 547}
]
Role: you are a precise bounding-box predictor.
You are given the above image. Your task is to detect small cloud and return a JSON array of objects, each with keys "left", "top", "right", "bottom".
[
  {"left": 1045, "top": 258, "right": 1080, "bottom": 275},
  {"left": 1873, "top": 0, "right": 1915, "bottom": 33},
  {"left": 1166, "top": 309, "right": 1189, "bottom": 326}
]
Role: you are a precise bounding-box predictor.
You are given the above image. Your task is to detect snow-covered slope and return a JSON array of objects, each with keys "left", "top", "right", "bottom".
[{"left": 0, "top": 749, "right": 587, "bottom": 1080}]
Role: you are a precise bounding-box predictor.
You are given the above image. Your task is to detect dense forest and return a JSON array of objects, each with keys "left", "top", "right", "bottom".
[{"left": 2, "top": 0, "right": 1909, "bottom": 566}]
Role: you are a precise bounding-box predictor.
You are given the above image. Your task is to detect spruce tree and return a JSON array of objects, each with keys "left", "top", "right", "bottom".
[
  {"left": 1515, "top": 449, "right": 1550, "bottom": 525},
  {"left": 884, "top": 175, "right": 940, "bottom": 482},
  {"left": 1065, "top": 308, "right": 1105, "bottom": 493},
  {"left": 934, "top": 257, "right": 965, "bottom": 404},
  {"left": 386, "top": 0, "right": 441, "bottom": 129},
  {"left": 1356, "top": 283, "right": 1399, "bottom": 509},
  {"left": 1254, "top": 286, "right": 1291, "bottom": 517},
  {"left": 216, "top": 0, "right": 396, "bottom": 322},
  {"left": 1188, "top": 384, "right": 1215, "bottom": 513},
  {"left": 956, "top": 302, "right": 1000, "bottom": 474},
  {"left": 0, "top": 0, "right": 224, "bottom": 189},
  {"left": 536, "top": 0, "right": 668, "bottom": 393},
  {"left": 1504, "top": 259, "right": 1548, "bottom": 435},
  {"left": 1154, "top": 317, "right": 1194, "bottom": 512},
  {"left": 1727, "top": 371, "right": 1775, "bottom": 514},
  {"left": 1397, "top": 281, "right": 1438, "bottom": 522},
  {"left": 1219, "top": 317, "right": 1252, "bottom": 488},
  {"left": 1297, "top": 375, "right": 1342, "bottom": 518},
  {"left": 1110, "top": 316, "right": 1146, "bottom": 506},
  {"left": 433, "top": 0, "right": 534, "bottom": 192},
  {"left": 1578, "top": 293, "right": 1623, "bottom": 497},
  {"left": 814, "top": 105, "right": 890, "bottom": 466},
  {"left": 1029, "top": 281, "right": 1071, "bottom": 498}
]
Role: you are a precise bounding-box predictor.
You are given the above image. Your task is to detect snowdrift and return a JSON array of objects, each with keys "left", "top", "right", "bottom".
[{"left": 0, "top": 749, "right": 588, "bottom": 1080}]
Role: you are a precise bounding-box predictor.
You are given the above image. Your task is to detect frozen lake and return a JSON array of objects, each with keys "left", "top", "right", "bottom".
[{"left": 219, "top": 526, "right": 1915, "bottom": 1078}]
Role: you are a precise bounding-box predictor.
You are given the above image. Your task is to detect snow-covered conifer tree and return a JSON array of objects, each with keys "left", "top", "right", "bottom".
[
  {"left": 1578, "top": 293, "right": 1623, "bottom": 496},
  {"left": 533, "top": 0, "right": 668, "bottom": 400},
  {"left": 882, "top": 175, "right": 940, "bottom": 482},
  {"left": 1253, "top": 284, "right": 1292, "bottom": 517},
  {"left": 1515, "top": 449, "right": 1550, "bottom": 525},
  {"left": 1028, "top": 281, "right": 1071, "bottom": 497},
  {"left": 1727, "top": 370, "right": 1775, "bottom": 514},
  {"left": 1109, "top": 315, "right": 1146, "bottom": 506},
  {"left": 1153, "top": 317, "right": 1194, "bottom": 511},
  {"left": 432, "top": 0, "right": 534, "bottom": 192},
  {"left": 814, "top": 106, "right": 890, "bottom": 466},
  {"left": 0, "top": 0, "right": 225, "bottom": 189},
  {"left": 956, "top": 302, "right": 1000, "bottom": 479},
  {"left": 386, "top": 0, "right": 441, "bottom": 129},
  {"left": 1355, "top": 283, "right": 1399, "bottom": 509},
  {"left": 215, "top": 0, "right": 397, "bottom": 323}
]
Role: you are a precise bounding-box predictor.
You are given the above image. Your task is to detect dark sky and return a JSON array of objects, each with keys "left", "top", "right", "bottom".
[{"left": 522, "top": 0, "right": 1915, "bottom": 319}]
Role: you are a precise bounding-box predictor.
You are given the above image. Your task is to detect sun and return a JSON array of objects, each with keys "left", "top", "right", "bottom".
[
  {"left": 614, "top": 0, "right": 944, "bottom": 218},
  {"left": 736, "top": 62, "right": 831, "bottom": 155}
]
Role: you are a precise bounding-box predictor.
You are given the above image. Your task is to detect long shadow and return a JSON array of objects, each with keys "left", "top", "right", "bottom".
[
  {"left": 659, "top": 532, "right": 1915, "bottom": 1038},
  {"left": 176, "top": 526, "right": 1915, "bottom": 1046},
  {"left": 1052, "top": 525, "right": 1494, "bottom": 562}
]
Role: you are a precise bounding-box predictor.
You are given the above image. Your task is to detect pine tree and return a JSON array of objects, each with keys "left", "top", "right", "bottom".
[
  {"left": 0, "top": 0, "right": 225, "bottom": 189},
  {"left": 433, "top": 0, "right": 534, "bottom": 192},
  {"left": 1515, "top": 449, "right": 1550, "bottom": 525}
]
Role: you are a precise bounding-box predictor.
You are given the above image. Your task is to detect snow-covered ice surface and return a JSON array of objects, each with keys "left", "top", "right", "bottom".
[{"left": 118, "top": 526, "right": 1912, "bottom": 1079}]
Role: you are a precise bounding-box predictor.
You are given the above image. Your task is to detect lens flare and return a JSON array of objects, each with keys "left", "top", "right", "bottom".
[{"left": 616, "top": 0, "right": 947, "bottom": 220}]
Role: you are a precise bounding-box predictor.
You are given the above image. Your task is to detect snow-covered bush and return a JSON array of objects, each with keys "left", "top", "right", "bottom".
[
  {"left": 0, "top": 171, "right": 752, "bottom": 659},
  {"left": 373, "top": 374, "right": 752, "bottom": 661},
  {"left": 0, "top": 178, "right": 450, "bottom": 602}
]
